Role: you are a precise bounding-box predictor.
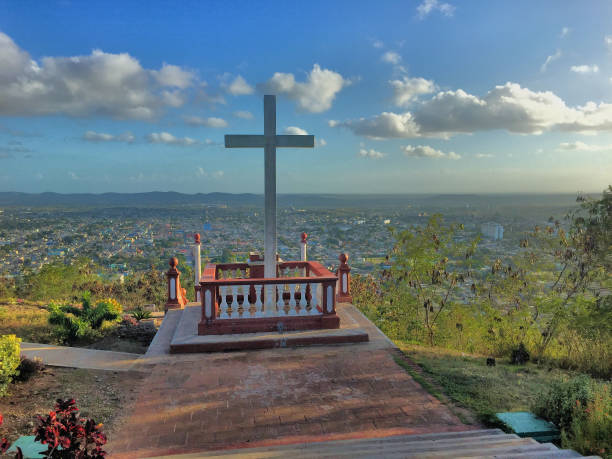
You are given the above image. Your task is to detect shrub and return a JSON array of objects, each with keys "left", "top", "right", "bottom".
[
  {"left": 130, "top": 306, "right": 152, "bottom": 321},
  {"left": 34, "top": 398, "right": 107, "bottom": 458},
  {"left": 0, "top": 334, "right": 21, "bottom": 396},
  {"left": 510, "top": 343, "right": 530, "bottom": 365},
  {"left": 14, "top": 356, "right": 44, "bottom": 382},
  {"left": 48, "top": 293, "right": 123, "bottom": 345},
  {"left": 534, "top": 375, "right": 611, "bottom": 457}
]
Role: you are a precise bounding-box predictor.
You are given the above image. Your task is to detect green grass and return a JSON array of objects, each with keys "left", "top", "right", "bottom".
[
  {"left": 0, "top": 303, "right": 55, "bottom": 343},
  {"left": 396, "top": 343, "right": 587, "bottom": 426}
]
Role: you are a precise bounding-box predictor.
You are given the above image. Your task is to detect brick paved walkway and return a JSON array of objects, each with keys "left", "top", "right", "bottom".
[{"left": 108, "top": 306, "right": 471, "bottom": 458}]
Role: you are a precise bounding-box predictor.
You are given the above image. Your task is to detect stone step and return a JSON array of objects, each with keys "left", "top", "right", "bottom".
[{"left": 175, "top": 429, "right": 591, "bottom": 459}]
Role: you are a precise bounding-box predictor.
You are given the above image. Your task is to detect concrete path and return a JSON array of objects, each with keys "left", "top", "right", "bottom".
[
  {"left": 107, "top": 305, "right": 473, "bottom": 458},
  {"left": 20, "top": 342, "right": 145, "bottom": 372}
]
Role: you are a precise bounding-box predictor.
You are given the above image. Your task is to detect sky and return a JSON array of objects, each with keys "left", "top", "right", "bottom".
[{"left": 0, "top": 0, "right": 611, "bottom": 194}]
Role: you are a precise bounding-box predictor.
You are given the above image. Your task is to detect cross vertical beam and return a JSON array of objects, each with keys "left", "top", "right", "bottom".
[{"left": 264, "top": 95, "right": 276, "bottom": 279}]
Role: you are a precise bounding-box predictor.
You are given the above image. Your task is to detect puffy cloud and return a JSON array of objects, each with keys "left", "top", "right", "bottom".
[
  {"left": 151, "top": 63, "right": 194, "bottom": 89},
  {"left": 258, "top": 64, "right": 349, "bottom": 113},
  {"left": 233, "top": 110, "right": 253, "bottom": 119},
  {"left": 184, "top": 115, "right": 228, "bottom": 128},
  {"left": 390, "top": 76, "right": 436, "bottom": 106},
  {"left": 541, "top": 49, "right": 561, "bottom": 73},
  {"left": 0, "top": 32, "right": 196, "bottom": 119},
  {"left": 605, "top": 35, "right": 612, "bottom": 51},
  {"left": 329, "top": 112, "right": 421, "bottom": 139},
  {"left": 284, "top": 126, "right": 308, "bottom": 135},
  {"left": 358, "top": 148, "right": 385, "bottom": 159},
  {"left": 417, "top": 0, "right": 455, "bottom": 19},
  {"left": 83, "top": 130, "right": 134, "bottom": 143},
  {"left": 213, "top": 170, "right": 224, "bottom": 178},
  {"left": 557, "top": 141, "right": 610, "bottom": 151},
  {"left": 316, "top": 138, "right": 327, "bottom": 147},
  {"left": 570, "top": 64, "right": 599, "bottom": 74},
  {"left": 402, "top": 145, "right": 460, "bottom": 160},
  {"left": 224, "top": 75, "right": 254, "bottom": 95},
  {"left": 147, "top": 132, "right": 198, "bottom": 146},
  {"left": 381, "top": 51, "right": 402, "bottom": 65},
  {"left": 560, "top": 27, "right": 571, "bottom": 38},
  {"left": 333, "top": 82, "right": 612, "bottom": 138}
]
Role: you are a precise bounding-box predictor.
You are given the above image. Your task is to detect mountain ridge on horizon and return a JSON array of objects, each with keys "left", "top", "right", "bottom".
[{"left": 0, "top": 191, "right": 583, "bottom": 209}]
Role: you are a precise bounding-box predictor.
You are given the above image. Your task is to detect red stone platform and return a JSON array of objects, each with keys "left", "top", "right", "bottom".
[{"left": 170, "top": 302, "right": 369, "bottom": 353}]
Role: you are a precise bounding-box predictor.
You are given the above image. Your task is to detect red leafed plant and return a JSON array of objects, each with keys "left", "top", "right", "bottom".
[
  {"left": 1, "top": 413, "right": 23, "bottom": 458},
  {"left": 34, "top": 398, "right": 107, "bottom": 458}
]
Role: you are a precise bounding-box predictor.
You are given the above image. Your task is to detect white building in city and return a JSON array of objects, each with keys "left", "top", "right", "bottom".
[{"left": 481, "top": 222, "right": 504, "bottom": 240}]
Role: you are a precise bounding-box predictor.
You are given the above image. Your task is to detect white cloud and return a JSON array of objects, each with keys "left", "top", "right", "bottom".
[
  {"left": 316, "top": 138, "right": 327, "bottom": 147},
  {"left": 0, "top": 32, "right": 194, "bottom": 119},
  {"left": 570, "top": 64, "right": 599, "bottom": 74},
  {"left": 390, "top": 76, "right": 436, "bottom": 106},
  {"left": 474, "top": 153, "right": 494, "bottom": 158},
  {"left": 358, "top": 148, "right": 385, "bottom": 159},
  {"left": 213, "top": 170, "right": 224, "bottom": 178},
  {"left": 233, "top": 110, "right": 253, "bottom": 119},
  {"left": 184, "top": 115, "right": 228, "bottom": 128},
  {"left": 196, "top": 167, "right": 207, "bottom": 177},
  {"left": 560, "top": 27, "right": 571, "bottom": 38},
  {"left": 225, "top": 75, "right": 254, "bottom": 95},
  {"left": 605, "top": 35, "right": 612, "bottom": 51},
  {"left": 541, "top": 49, "right": 561, "bottom": 73},
  {"left": 332, "top": 82, "right": 612, "bottom": 138},
  {"left": 372, "top": 40, "right": 384, "bottom": 49},
  {"left": 83, "top": 130, "right": 134, "bottom": 143},
  {"left": 258, "top": 64, "right": 349, "bottom": 113},
  {"left": 147, "top": 132, "right": 198, "bottom": 146},
  {"left": 557, "top": 141, "right": 610, "bottom": 152},
  {"left": 403, "top": 145, "right": 460, "bottom": 160},
  {"left": 381, "top": 51, "right": 402, "bottom": 65},
  {"left": 284, "top": 126, "right": 308, "bottom": 135},
  {"left": 417, "top": 0, "right": 455, "bottom": 19},
  {"left": 152, "top": 63, "right": 194, "bottom": 89}
]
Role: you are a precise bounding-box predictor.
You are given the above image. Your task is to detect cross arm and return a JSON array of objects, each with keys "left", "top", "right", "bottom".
[
  {"left": 225, "top": 135, "right": 265, "bottom": 148},
  {"left": 275, "top": 135, "right": 314, "bottom": 148}
]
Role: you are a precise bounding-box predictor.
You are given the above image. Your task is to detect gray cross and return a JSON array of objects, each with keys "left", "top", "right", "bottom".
[{"left": 225, "top": 95, "right": 315, "bottom": 278}]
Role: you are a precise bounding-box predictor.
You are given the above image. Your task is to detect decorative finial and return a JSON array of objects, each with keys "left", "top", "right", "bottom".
[
  {"left": 194, "top": 233, "right": 201, "bottom": 244},
  {"left": 169, "top": 257, "right": 178, "bottom": 268},
  {"left": 301, "top": 232, "right": 308, "bottom": 243},
  {"left": 339, "top": 253, "right": 348, "bottom": 264}
]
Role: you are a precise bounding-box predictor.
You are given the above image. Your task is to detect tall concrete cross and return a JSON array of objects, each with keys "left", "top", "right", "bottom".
[{"left": 225, "top": 95, "right": 315, "bottom": 278}]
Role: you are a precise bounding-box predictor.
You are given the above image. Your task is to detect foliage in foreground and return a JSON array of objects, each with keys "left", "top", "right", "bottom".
[
  {"left": 0, "top": 334, "right": 21, "bottom": 397},
  {"left": 354, "top": 187, "right": 612, "bottom": 378},
  {"left": 534, "top": 376, "right": 611, "bottom": 458},
  {"left": 400, "top": 345, "right": 611, "bottom": 458},
  {"left": 48, "top": 293, "right": 122, "bottom": 345},
  {"left": 1, "top": 399, "right": 107, "bottom": 458}
]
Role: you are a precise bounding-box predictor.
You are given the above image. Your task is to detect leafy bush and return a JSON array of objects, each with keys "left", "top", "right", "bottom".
[
  {"left": 130, "top": 306, "right": 152, "bottom": 321},
  {"left": 534, "top": 375, "right": 611, "bottom": 457},
  {"left": 34, "top": 398, "right": 107, "bottom": 458},
  {"left": 14, "top": 356, "right": 44, "bottom": 382},
  {"left": 48, "top": 293, "right": 122, "bottom": 345},
  {"left": 0, "top": 334, "right": 21, "bottom": 396}
]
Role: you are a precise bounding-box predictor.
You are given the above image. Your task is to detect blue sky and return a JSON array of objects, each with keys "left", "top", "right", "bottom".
[{"left": 0, "top": 0, "right": 611, "bottom": 194}]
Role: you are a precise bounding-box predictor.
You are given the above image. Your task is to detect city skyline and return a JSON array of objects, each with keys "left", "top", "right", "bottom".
[{"left": 0, "top": 0, "right": 611, "bottom": 194}]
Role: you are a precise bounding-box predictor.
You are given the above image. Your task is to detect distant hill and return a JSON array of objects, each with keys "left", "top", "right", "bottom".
[{"left": 0, "top": 191, "right": 580, "bottom": 209}]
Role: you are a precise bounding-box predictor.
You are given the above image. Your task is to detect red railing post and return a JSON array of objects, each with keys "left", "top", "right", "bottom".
[
  {"left": 194, "top": 233, "right": 202, "bottom": 302},
  {"left": 336, "top": 253, "right": 353, "bottom": 303},
  {"left": 165, "top": 257, "right": 187, "bottom": 312}
]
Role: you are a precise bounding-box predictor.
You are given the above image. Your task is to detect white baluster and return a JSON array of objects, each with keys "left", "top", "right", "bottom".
[
  {"left": 219, "top": 286, "right": 229, "bottom": 318},
  {"left": 254, "top": 284, "right": 263, "bottom": 317},
  {"left": 231, "top": 285, "right": 239, "bottom": 316},
  {"left": 265, "top": 284, "right": 276, "bottom": 316},
  {"left": 309, "top": 283, "right": 319, "bottom": 314},
  {"left": 299, "top": 283, "right": 307, "bottom": 314},
  {"left": 288, "top": 284, "right": 297, "bottom": 315},
  {"left": 277, "top": 284, "right": 285, "bottom": 313}
]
